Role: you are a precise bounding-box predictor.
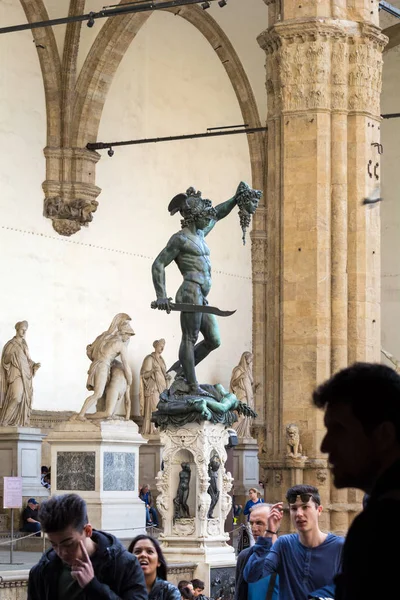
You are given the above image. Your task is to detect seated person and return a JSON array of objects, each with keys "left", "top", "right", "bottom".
[
  {"left": 139, "top": 484, "right": 159, "bottom": 527},
  {"left": 21, "top": 498, "right": 41, "bottom": 536},
  {"left": 233, "top": 496, "right": 243, "bottom": 524},
  {"left": 191, "top": 579, "right": 210, "bottom": 600},
  {"left": 178, "top": 580, "right": 194, "bottom": 600},
  {"left": 41, "top": 466, "right": 51, "bottom": 490}
]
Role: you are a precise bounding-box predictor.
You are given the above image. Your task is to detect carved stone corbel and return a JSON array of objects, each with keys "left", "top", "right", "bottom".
[{"left": 43, "top": 147, "right": 101, "bottom": 236}]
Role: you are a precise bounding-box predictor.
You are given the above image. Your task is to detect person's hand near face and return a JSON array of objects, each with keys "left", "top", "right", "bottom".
[
  {"left": 70, "top": 541, "right": 95, "bottom": 588},
  {"left": 267, "top": 502, "right": 283, "bottom": 535}
]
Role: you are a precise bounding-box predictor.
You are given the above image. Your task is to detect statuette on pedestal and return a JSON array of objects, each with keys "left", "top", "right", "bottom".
[
  {"left": 0, "top": 321, "right": 41, "bottom": 427},
  {"left": 139, "top": 339, "right": 171, "bottom": 435},
  {"left": 286, "top": 423, "right": 305, "bottom": 459},
  {"left": 72, "top": 313, "right": 134, "bottom": 421},
  {"left": 173, "top": 462, "right": 191, "bottom": 519},
  {"left": 207, "top": 454, "right": 220, "bottom": 519},
  {"left": 230, "top": 352, "right": 258, "bottom": 438}
]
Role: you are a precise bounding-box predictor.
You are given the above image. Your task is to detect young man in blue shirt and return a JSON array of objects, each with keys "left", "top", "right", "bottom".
[{"left": 243, "top": 485, "right": 343, "bottom": 600}]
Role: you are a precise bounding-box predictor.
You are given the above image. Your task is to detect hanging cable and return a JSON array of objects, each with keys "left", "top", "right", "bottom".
[{"left": 0, "top": 0, "right": 228, "bottom": 35}]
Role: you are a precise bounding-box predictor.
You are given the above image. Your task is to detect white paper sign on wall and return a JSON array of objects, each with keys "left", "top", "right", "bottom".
[{"left": 3, "top": 477, "right": 23, "bottom": 509}]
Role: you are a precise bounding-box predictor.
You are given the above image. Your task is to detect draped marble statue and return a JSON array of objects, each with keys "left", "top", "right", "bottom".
[
  {"left": 0, "top": 321, "right": 41, "bottom": 427},
  {"left": 229, "top": 351, "right": 257, "bottom": 438},
  {"left": 139, "top": 338, "right": 171, "bottom": 435},
  {"left": 72, "top": 313, "right": 135, "bottom": 421}
]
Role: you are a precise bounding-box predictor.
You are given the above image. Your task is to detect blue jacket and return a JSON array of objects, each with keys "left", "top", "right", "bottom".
[{"left": 308, "top": 584, "right": 335, "bottom": 599}]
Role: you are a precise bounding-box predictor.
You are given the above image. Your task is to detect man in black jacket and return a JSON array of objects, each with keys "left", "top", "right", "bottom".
[
  {"left": 28, "top": 493, "right": 148, "bottom": 600},
  {"left": 313, "top": 362, "right": 400, "bottom": 600}
]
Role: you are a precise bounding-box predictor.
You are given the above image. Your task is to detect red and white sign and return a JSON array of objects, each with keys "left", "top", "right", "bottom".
[{"left": 3, "top": 477, "right": 23, "bottom": 509}]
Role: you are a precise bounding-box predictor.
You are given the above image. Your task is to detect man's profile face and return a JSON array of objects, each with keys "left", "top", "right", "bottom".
[
  {"left": 195, "top": 215, "right": 211, "bottom": 230},
  {"left": 249, "top": 509, "right": 269, "bottom": 541},
  {"left": 193, "top": 588, "right": 203, "bottom": 597},
  {"left": 289, "top": 497, "right": 321, "bottom": 533},
  {"left": 321, "top": 402, "right": 378, "bottom": 490},
  {"left": 47, "top": 524, "right": 92, "bottom": 566}
]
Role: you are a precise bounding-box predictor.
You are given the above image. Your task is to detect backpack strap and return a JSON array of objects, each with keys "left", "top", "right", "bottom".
[{"left": 265, "top": 572, "right": 277, "bottom": 600}]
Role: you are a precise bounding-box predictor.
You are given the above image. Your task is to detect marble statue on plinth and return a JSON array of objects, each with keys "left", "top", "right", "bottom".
[
  {"left": 140, "top": 339, "right": 171, "bottom": 435},
  {"left": 173, "top": 462, "right": 191, "bottom": 519},
  {"left": 150, "top": 183, "right": 260, "bottom": 429},
  {"left": 72, "top": 313, "right": 134, "bottom": 421},
  {"left": 230, "top": 352, "right": 258, "bottom": 438},
  {"left": 0, "top": 321, "right": 41, "bottom": 427}
]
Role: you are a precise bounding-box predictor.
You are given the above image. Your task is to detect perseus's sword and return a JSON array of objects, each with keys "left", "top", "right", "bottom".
[{"left": 150, "top": 300, "right": 236, "bottom": 317}]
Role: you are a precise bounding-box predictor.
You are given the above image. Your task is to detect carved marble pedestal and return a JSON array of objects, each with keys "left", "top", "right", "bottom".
[
  {"left": 47, "top": 419, "right": 147, "bottom": 537},
  {"left": 156, "top": 422, "right": 235, "bottom": 589},
  {"left": 0, "top": 427, "right": 48, "bottom": 502},
  {"left": 232, "top": 436, "right": 260, "bottom": 509}
]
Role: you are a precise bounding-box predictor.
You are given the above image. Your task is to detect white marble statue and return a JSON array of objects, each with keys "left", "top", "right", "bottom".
[
  {"left": 229, "top": 351, "right": 257, "bottom": 438},
  {"left": 139, "top": 338, "right": 171, "bottom": 435},
  {"left": 0, "top": 321, "right": 41, "bottom": 427},
  {"left": 73, "top": 313, "right": 134, "bottom": 421}
]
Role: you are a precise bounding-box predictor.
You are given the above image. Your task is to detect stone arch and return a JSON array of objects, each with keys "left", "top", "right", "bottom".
[
  {"left": 72, "top": 4, "right": 265, "bottom": 188},
  {"left": 19, "top": 0, "right": 62, "bottom": 147}
]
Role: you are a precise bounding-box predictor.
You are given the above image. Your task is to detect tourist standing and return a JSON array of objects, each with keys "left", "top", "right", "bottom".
[{"left": 244, "top": 485, "right": 344, "bottom": 600}]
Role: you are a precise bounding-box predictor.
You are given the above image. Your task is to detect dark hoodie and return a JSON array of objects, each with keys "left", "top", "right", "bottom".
[{"left": 28, "top": 529, "right": 148, "bottom": 600}]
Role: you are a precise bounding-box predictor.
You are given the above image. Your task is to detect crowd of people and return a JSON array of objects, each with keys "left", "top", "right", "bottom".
[{"left": 24, "top": 361, "right": 400, "bottom": 599}]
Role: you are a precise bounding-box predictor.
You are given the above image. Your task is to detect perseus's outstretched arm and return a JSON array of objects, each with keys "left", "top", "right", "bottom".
[
  {"left": 214, "top": 181, "right": 247, "bottom": 220},
  {"left": 203, "top": 182, "right": 245, "bottom": 236}
]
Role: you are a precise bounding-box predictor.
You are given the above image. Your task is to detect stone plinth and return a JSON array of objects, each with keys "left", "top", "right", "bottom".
[
  {"left": 232, "top": 436, "right": 260, "bottom": 507},
  {"left": 47, "top": 419, "right": 146, "bottom": 537},
  {"left": 0, "top": 427, "right": 48, "bottom": 501},
  {"left": 156, "top": 422, "right": 235, "bottom": 588}
]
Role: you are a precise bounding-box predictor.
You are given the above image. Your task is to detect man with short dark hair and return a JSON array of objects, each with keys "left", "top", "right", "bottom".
[
  {"left": 178, "top": 580, "right": 194, "bottom": 600},
  {"left": 191, "top": 579, "right": 205, "bottom": 597},
  {"left": 22, "top": 498, "right": 41, "bottom": 537},
  {"left": 312, "top": 362, "right": 400, "bottom": 600},
  {"left": 27, "top": 493, "right": 147, "bottom": 600},
  {"left": 244, "top": 485, "right": 343, "bottom": 600}
]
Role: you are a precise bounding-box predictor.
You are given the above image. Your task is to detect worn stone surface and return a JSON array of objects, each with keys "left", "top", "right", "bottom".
[
  {"left": 57, "top": 451, "right": 96, "bottom": 491},
  {"left": 103, "top": 451, "right": 135, "bottom": 492},
  {"left": 254, "top": 0, "right": 386, "bottom": 533}
]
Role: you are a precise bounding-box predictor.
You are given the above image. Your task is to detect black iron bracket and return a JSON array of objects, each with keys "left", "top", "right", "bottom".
[
  {"left": 87, "top": 125, "right": 267, "bottom": 156},
  {"left": 0, "top": 0, "right": 228, "bottom": 35}
]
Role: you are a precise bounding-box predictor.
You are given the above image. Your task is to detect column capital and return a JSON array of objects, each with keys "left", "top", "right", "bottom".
[{"left": 258, "top": 19, "right": 387, "bottom": 118}]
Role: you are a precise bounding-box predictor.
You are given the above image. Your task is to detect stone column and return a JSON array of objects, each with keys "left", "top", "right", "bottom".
[{"left": 256, "top": 1, "right": 386, "bottom": 531}]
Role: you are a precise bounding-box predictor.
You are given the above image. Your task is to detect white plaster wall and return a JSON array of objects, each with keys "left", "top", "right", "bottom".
[
  {"left": 0, "top": 2, "right": 257, "bottom": 413},
  {"left": 381, "top": 45, "right": 400, "bottom": 362}
]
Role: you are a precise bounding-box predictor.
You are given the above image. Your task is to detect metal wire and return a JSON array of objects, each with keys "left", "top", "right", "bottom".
[{"left": 0, "top": 0, "right": 226, "bottom": 35}]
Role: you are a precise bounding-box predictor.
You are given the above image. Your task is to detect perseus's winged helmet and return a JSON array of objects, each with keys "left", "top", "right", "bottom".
[{"left": 168, "top": 187, "right": 217, "bottom": 221}]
